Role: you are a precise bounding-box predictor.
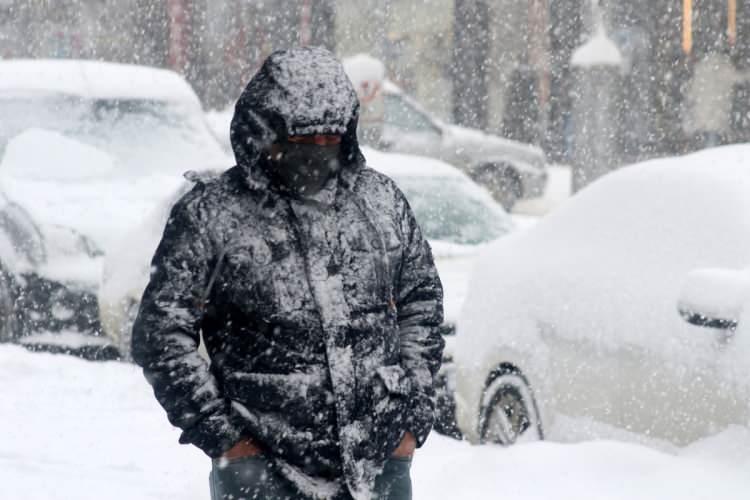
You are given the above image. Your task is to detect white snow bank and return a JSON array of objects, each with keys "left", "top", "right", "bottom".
[
  {"left": 571, "top": 26, "right": 624, "bottom": 68},
  {"left": 2, "top": 345, "right": 749, "bottom": 499},
  {"left": 415, "top": 429, "right": 750, "bottom": 500}
]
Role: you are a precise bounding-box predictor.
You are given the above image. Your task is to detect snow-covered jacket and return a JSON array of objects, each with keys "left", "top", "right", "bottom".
[{"left": 131, "top": 47, "right": 444, "bottom": 499}]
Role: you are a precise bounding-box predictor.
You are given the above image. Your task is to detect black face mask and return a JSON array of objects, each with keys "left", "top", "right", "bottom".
[{"left": 268, "top": 143, "right": 342, "bottom": 196}]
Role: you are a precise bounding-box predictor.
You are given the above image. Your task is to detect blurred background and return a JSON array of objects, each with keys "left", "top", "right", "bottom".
[{"left": 3, "top": 0, "right": 750, "bottom": 170}]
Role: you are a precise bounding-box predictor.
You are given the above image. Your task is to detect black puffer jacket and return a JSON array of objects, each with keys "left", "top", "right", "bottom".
[{"left": 131, "top": 47, "right": 444, "bottom": 499}]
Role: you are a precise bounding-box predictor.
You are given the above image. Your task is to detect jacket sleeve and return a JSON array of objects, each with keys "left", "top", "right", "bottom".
[
  {"left": 395, "top": 193, "right": 445, "bottom": 447},
  {"left": 131, "top": 191, "right": 242, "bottom": 458}
]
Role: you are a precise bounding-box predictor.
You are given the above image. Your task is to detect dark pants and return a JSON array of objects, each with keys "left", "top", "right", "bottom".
[{"left": 209, "top": 456, "right": 412, "bottom": 500}]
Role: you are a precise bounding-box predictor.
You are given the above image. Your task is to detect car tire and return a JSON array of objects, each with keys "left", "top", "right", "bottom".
[
  {"left": 473, "top": 165, "right": 522, "bottom": 212},
  {"left": 0, "top": 268, "right": 16, "bottom": 342},
  {"left": 497, "top": 170, "right": 522, "bottom": 212},
  {"left": 479, "top": 367, "right": 543, "bottom": 445}
]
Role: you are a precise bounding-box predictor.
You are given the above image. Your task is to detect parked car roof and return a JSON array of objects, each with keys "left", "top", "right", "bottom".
[{"left": 0, "top": 59, "right": 202, "bottom": 108}]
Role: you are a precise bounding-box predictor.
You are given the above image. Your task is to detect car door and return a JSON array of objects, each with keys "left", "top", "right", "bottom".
[{"left": 541, "top": 311, "right": 745, "bottom": 445}]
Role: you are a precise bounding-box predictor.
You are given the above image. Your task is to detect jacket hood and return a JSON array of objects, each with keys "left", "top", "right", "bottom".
[{"left": 230, "top": 47, "right": 365, "bottom": 186}]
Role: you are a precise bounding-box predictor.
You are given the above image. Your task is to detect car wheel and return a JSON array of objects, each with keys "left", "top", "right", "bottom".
[
  {"left": 479, "top": 368, "right": 543, "bottom": 445},
  {"left": 0, "top": 268, "right": 16, "bottom": 342},
  {"left": 496, "top": 171, "right": 522, "bottom": 212},
  {"left": 473, "top": 165, "right": 522, "bottom": 211}
]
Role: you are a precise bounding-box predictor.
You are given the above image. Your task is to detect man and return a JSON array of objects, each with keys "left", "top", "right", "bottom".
[{"left": 131, "top": 47, "right": 444, "bottom": 500}]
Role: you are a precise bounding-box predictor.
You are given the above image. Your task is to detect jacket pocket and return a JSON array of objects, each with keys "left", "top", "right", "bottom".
[
  {"left": 376, "top": 365, "right": 412, "bottom": 396},
  {"left": 223, "top": 369, "right": 331, "bottom": 416}
]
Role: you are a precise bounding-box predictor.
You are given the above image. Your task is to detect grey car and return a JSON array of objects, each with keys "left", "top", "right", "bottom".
[{"left": 360, "top": 80, "right": 548, "bottom": 210}]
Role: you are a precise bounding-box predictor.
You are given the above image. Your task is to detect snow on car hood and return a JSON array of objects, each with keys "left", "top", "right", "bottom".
[
  {"left": 0, "top": 129, "right": 227, "bottom": 254},
  {"left": 457, "top": 144, "right": 750, "bottom": 387}
]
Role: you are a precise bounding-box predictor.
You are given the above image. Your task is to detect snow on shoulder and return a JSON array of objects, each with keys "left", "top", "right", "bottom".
[{"left": 0, "top": 59, "right": 202, "bottom": 107}]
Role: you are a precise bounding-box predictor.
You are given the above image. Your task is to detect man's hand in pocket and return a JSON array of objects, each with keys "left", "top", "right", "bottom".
[
  {"left": 392, "top": 431, "right": 416, "bottom": 458},
  {"left": 222, "top": 438, "right": 263, "bottom": 460}
]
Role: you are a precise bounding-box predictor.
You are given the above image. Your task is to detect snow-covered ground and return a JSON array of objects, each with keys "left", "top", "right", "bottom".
[{"left": 2, "top": 344, "right": 749, "bottom": 500}]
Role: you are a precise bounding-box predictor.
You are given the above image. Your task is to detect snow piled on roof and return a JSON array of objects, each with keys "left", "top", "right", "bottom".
[
  {"left": 1, "top": 129, "right": 116, "bottom": 181},
  {"left": 0, "top": 129, "right": 188, "bottom": 252},
  {"left": 571, "top": 27, "right": 623, "bottom": 68},
  {"left": 0, "top": 59, "right": 202, "bottom": 107}
]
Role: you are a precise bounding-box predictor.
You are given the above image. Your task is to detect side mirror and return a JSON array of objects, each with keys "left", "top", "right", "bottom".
[{"left": 677, "top": 268, "right": 750, "bottom": 334}]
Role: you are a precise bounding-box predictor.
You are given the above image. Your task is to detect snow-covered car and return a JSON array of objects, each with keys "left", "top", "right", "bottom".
[
  {"left": 98, "top": 149, "right": 513, "bottom": 433},
  {"left": 342, "top": 54, "right": 548, "bottom": 210},
  {"left": 455, "top": 145, "right": 750, "bottom": 448},
  {"left": 0, "top": 59, "right": 230, "bottom": 252},
  {"left": 0, "top": 60, "right": 229, "bottom": 356},
  {"left": 0, "top": 189, "right": 114, "bottom": 358}
]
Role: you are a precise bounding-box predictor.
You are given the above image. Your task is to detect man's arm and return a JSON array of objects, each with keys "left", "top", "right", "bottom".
[
  {"left": 131, "top": 190, "right": 241, "bottom": 458},
  {"left": 395, "top": 193, "right": 446, "bottom": 447}
]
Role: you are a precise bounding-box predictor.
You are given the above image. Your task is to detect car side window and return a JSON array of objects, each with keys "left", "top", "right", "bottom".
[{"left": 383, "top": 94, "right": 439, "bottom": 134}]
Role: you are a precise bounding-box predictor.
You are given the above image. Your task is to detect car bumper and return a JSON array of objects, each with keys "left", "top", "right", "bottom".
[
  {"left": 18, "top": 330, "right": 119, "bottom": 360},
  {"left": 520, "top": 166, "right": 548, "bottom": 199}
]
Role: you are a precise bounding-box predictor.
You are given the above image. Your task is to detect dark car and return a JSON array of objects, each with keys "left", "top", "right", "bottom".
[{"left": 0, "top": 194, "right": 115, "bottom": 360}]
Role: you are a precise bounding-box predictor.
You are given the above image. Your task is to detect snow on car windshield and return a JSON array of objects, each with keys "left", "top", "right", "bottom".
[
  {"left": 395, "top": 176, "right": 511, "bottom": 245},
  {"left": 0, "top": 95, "right": 226, "bottom": 174}
]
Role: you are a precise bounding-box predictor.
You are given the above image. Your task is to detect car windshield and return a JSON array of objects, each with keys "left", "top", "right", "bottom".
[
  {"left": 394, "top": 175, "right": 511, "bottom": 245},
  {"left": 383, "top": 94, "right": 439, "bottom": 133},
  {"left": 0, "top": 95, "right": 226, "bottom": 175}
]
